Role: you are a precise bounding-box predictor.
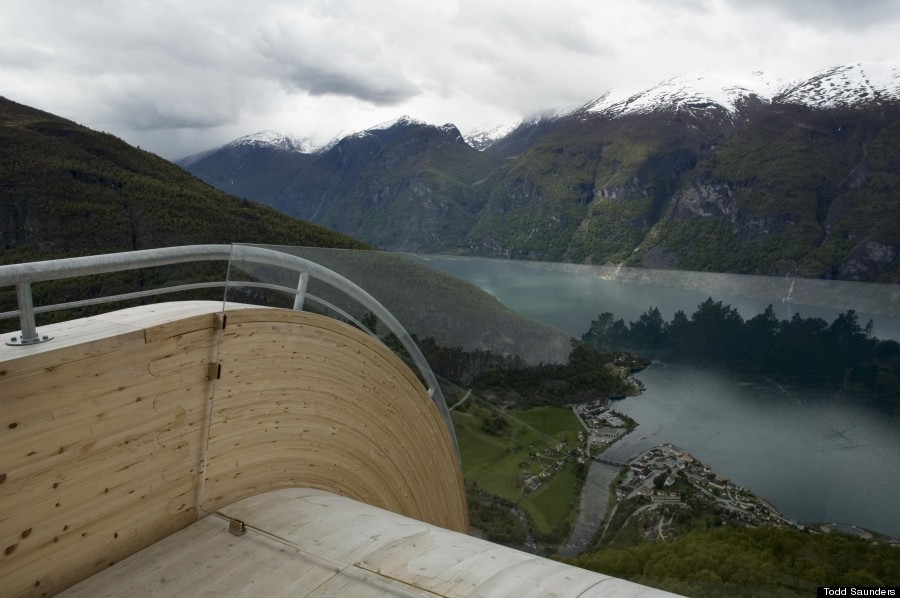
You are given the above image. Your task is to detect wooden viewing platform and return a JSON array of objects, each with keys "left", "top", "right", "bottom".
[{"left": 0, "top": 300, "right": 679, "bottom": 597}]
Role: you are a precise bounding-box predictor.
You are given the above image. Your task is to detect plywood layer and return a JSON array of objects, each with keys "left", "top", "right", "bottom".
[{"left": 0, "top": 301, "right": 466, "bottom": 597}]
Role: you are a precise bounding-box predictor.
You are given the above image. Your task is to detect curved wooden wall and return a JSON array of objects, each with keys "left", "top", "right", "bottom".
[{"left": 0, "top": 301, "right": 467, "bottom": 597}]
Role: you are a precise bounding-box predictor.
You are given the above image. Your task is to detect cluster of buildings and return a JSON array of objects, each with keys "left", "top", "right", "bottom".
[
  {"left": 519, "top": 440, "right": 575, "bottom": 493},
  {"left": 572, "top": 399, "right": 631, "bottom": 446},
  {"left": 615, "top": 444, "right": 798, "bottom": 532}
]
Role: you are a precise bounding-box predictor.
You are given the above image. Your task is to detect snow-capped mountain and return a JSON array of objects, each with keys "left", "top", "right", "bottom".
[
  {"left": 578, "top": 61, "right": 899, "bottom": 119},
  {"left": 580, "top": 70, "right": 783, "bottom": 117},
  {"left": 349, "top": 115, "right": 462, "bottom": 140},
  {"left": 776, "top": 61, "right": 900, "bottom": 108},
  {"left": 176, "top": 129, "right": 317, "bottom": 167},
  {"left": 362, "top": 115, "right": 427, "bottom": 133},
  {"left": 465, "top": 121, "right": 521, "bottom": 151},
  {"left": 465, "top": 61, "right": 899, "bottom": 149},
  {"left": 189, "top": 62, "right": 900, "bottom": 164},
  {"left": 228, "top": 130, "right": 315, "bottom": 153}
]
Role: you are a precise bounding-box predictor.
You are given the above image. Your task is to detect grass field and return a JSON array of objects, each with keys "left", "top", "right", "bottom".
[{"left": 451, "top": 402, "right": 586, "bottom": 539}]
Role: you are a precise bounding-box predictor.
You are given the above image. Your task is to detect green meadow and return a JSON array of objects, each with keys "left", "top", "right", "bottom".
[{"left": 451, "top": 402, "right": 585, "bottom": 541}]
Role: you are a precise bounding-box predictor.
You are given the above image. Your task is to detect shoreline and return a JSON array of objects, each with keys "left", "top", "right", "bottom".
[{"left": 612, "top": 442, "right": 899, "bottom": 545}]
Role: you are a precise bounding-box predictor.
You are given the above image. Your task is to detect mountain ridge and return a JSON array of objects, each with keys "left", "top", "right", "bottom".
[
  {"left": 180, "top": 61, "right": 900, "bottom": 283},
  {"left": 176, "top": 61, "right": 900, "bottom": 160}
]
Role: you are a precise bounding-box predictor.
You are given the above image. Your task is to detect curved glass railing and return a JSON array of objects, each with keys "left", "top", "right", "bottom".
[{"left": 0, "top": 244, "right": 456, "bottom": 453}]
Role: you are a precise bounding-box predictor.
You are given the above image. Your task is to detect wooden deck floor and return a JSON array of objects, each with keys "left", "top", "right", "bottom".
[{"left": 59, "top": 488, "right": 678, "bottom": 598}]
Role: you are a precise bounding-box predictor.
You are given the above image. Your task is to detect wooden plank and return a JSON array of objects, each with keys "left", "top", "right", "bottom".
[
  {"left": 0, "top": 371, "right": 184, "bottom": 479},
  {"left": 0, "top": 322, "right": 142, "bottom": 375},
  {"left": 310, "top": 566, "right": 441, "bottom": 597},
  {"left": 143, "top": 313, "right": 217, "bottom": 344},
  {"left": 58, "top": 517, "right": 341, "bottom": 598},
  {"left": 4, "top": 495, "right": 196, "bottom": 597}
]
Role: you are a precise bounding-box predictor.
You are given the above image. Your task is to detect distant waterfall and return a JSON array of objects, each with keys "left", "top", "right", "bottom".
[{"left": 782, "top": 270, "right": 797, "bottom": 303}]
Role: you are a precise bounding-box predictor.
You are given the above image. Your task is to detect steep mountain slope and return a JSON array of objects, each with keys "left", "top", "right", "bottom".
[
  {"left": 0, "top": 95, "right": 367, "bottom": 265},
  {"left": 186, "top": 117, "right": 500, "bottom": 252},
  {"left": 469, "top": 82, "right": 900, "bottom": 281},
  {"left": 659, "top": 102, "right": 900, "bottom": 280},
  {"left": 181, "top": 62, "right": 900, "bottom": 282}
]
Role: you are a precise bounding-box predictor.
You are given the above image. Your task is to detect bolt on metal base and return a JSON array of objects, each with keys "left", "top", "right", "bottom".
[{"left": 6, "top": 334, "right": 53, "bottom": 346}]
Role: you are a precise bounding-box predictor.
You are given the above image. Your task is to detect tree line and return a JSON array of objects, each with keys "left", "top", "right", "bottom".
[
  {"left": 581, "top": 298, "right": 900, "bottom": 396},
  {"left": 565, "top": 525, "right": 900, "bottom": 597}
]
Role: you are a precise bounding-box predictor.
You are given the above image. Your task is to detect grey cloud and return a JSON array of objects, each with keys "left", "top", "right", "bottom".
[
  {"left": 98, "top": 71, "right": 255, "bottom": 132},
  {"left": 456, "top": 0, "right": 611, "bottom": 56},
  {"left": 726, "top": 0, "right": 900, "bottom": 29},
  {"left": 109, "top": 100, "right": 236, "bottom": 131},
  {"left": 0, "top": 41, "right": 55, "bottom": 69},
  {"left": 281, "top": 63, "right": 417, "bottom": 105},
  {"left": 254, "top": 17, "right": 420, "bottom": 106}
]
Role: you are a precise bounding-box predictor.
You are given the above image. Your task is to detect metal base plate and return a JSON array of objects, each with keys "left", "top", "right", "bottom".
[{"left": 6, "top": 334, "right": 53, "bottom": 346}]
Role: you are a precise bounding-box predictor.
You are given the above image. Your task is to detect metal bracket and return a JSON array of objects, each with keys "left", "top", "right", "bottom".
[
  {"left": 6, "top": 283, "right": 53, "bottom": 346},
  {"left": 214, "top": 312, "right": 227, "bottom": 330},
  {"left": 207, "top": 362, "right": 222, "bottom": 380},
  {"left": 227, "top": 518, "right": 246, "bottom": 536},
  {"left": 6, "top": 333, "right": 53, "bottom": 346}
]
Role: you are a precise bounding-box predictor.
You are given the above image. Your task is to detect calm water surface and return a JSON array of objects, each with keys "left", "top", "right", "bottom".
[
  {"left": 413, "top": 255, "right": 900, "bottom": 538},
  {"left": 606, "top": 364, "right": 900, "bottom": 538}
]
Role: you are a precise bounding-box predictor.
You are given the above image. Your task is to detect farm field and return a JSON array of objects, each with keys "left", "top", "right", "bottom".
[{"left": 451, "top": 403, "right": 585, "bottom": 539}]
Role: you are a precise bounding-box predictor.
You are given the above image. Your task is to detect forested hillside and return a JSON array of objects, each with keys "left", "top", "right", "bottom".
[{"left": 0, "top": 95, "right": 367, "bottom": 267}]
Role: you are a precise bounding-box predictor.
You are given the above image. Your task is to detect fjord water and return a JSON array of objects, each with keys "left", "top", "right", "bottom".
[{"left": 411, "top": 255, "right": 900, "bottom": 539}]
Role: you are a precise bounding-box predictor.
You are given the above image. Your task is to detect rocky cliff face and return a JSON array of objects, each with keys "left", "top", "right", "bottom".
[{"left": 671, "top": 183, "right": 737, "bottom": 221}]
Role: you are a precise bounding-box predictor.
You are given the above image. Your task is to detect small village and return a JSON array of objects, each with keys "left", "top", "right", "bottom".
[
  {"left": 613, "top": 444, "right": 900, "bottom": 546},
  {"left": 569, "top": 398, "right": 802, "bottom": 537},
  {"left": 519, "top": 439, "right": 579, "bottom": 493},
  {"left": 518, "top": 398, "right": 632, "bottom": 494},
  {"left": 514, "top": 398, "right": 900, "bottom": 548},
  {"left": 573, "top": 398, "right": 632, "bottom": 448},
  {"left": 614, "top": 443, "right": 799, "bottom": 537}
]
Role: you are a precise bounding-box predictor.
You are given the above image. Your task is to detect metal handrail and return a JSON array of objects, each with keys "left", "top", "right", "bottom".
[{"left": 0, "top": 244, "right": 456, "bottom": 452}]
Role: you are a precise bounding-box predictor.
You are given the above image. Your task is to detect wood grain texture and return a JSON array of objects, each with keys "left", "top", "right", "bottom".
[{"left": 0, "top": 301, "right": 466, "bottom": 597}]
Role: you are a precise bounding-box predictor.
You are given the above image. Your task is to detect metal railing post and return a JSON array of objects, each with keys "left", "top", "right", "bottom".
[
  {"left": 293, "top": 271, "right": 309, "bottom": 311},
  {"left": 6, "top": 282, "right": 52, "bottom": 346}
]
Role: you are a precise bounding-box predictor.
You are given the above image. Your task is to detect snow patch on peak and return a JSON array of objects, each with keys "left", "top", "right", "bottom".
[
  {"left": 465, "top": 121, "right": 521, "bottom": 150},
  {"left": 586, "top": 70, "right": 782, "bottom": 117},
  {"left": 344, "top": 115, "right": 434, "bottom": 141},
  {"left": 776, "top": 61, "right": 900, "bottom": 108},
  {"left": 575, "top": 86, "right": 641, "bottom": 116},
  {"left": 577, "top": 62, "right": 899, "bottom": 120},
  {"left": 345, "top": 115, "right": 462, "bottom": 143},
  {"left": 229, "top": 130, "right": 314, "bottom": 153},
  {"left": 368, "top": 115, "right": 427, "bottom": 131}
]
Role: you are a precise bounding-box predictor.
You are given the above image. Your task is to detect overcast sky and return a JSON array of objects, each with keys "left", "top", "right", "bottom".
[{"left": 2, "top": 0, "right": 899, "bottom": 160}]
